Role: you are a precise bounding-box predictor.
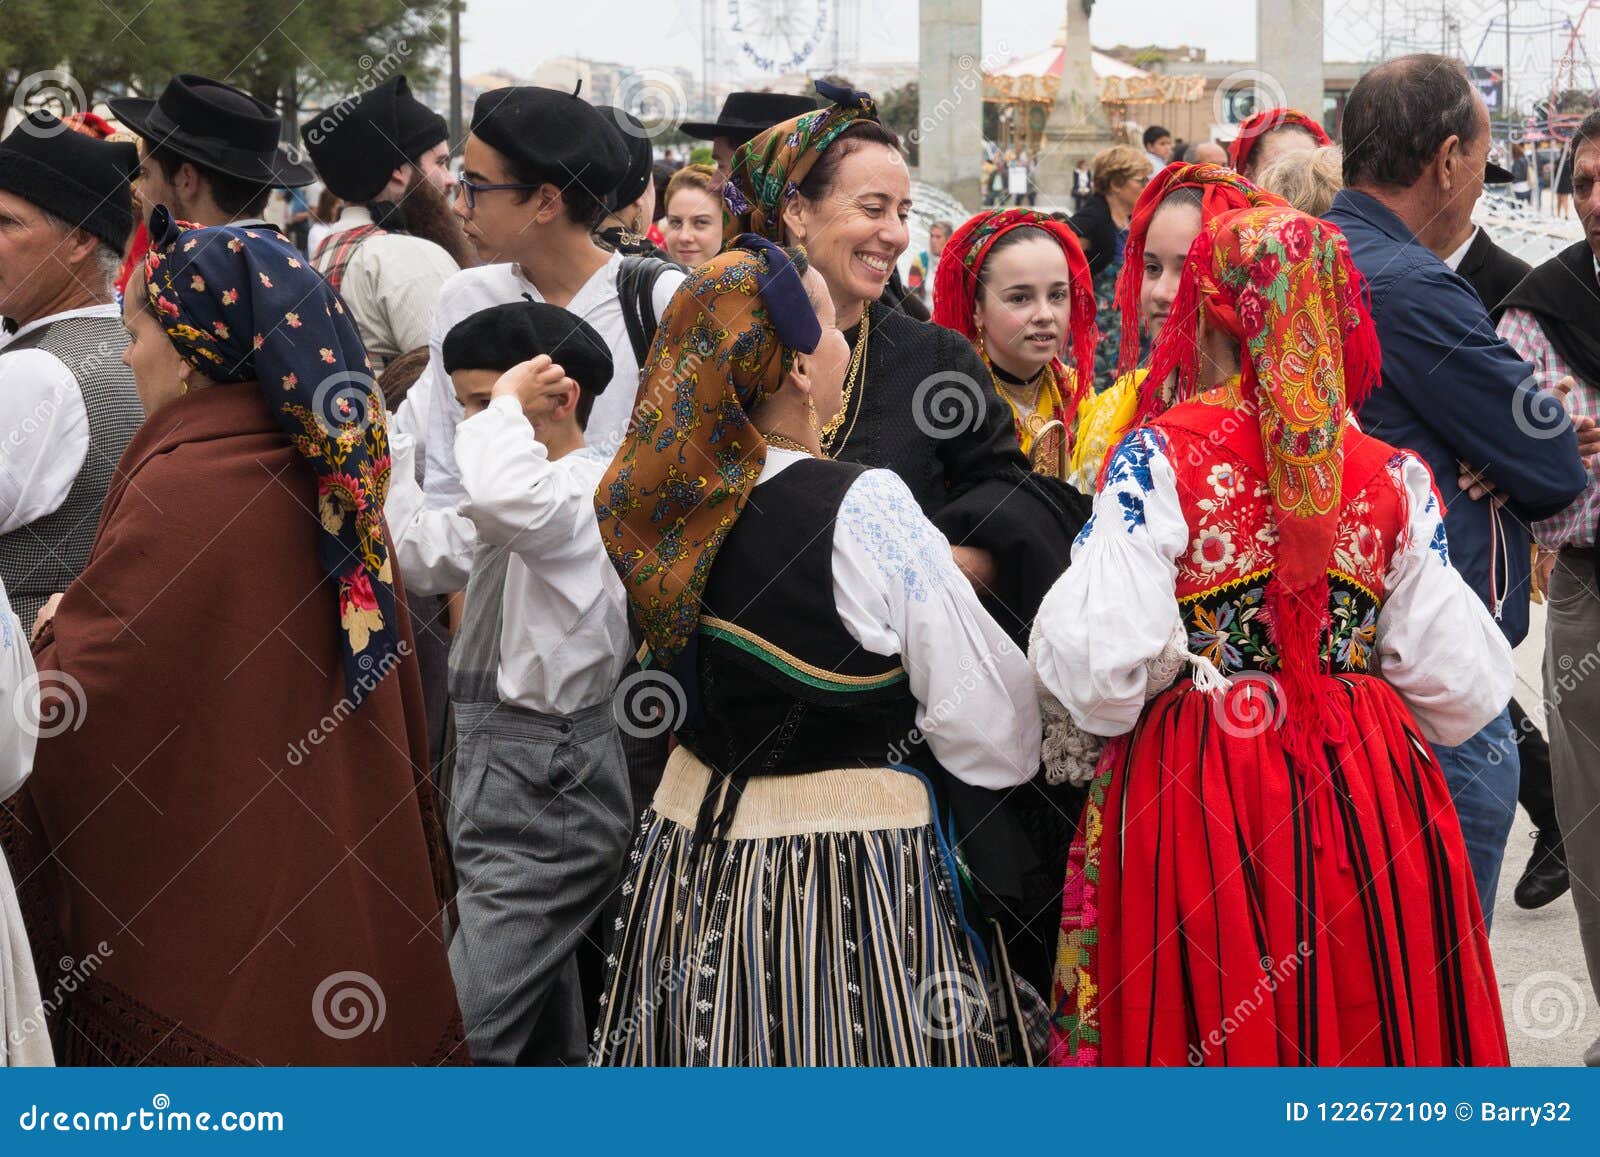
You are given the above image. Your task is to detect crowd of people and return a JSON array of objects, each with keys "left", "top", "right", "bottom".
[{"left": 0, "top": 49, "right": 1595, "bottom": 1069}]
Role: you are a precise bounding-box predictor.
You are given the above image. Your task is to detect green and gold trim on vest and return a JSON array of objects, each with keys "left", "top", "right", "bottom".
[{"left": 699, "top": 616, "right": 907, "bottom": 693}]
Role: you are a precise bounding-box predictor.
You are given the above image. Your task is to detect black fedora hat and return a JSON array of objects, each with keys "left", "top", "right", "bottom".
[
  {"left": 680, "top": 91, "right": 818, "bottom": 143},
  {"left": 110, "top": 74, "right": 315, "bottom": 187}
]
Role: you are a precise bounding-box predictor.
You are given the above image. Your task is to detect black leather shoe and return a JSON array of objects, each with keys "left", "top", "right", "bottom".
[{"left": 1514, "top": 829, "right": 1570, "bottom": 910}]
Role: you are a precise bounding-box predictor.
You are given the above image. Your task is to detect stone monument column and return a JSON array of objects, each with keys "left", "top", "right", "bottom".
[
  {"left": 916, "top": 0, "right": 984, "bottom": 207},
  {"left": 1257, "top": 0, "right": 1325, "bottom": 125},
  {"left": 1036, "top": 0, "right": 1117, "bottom": 198}
]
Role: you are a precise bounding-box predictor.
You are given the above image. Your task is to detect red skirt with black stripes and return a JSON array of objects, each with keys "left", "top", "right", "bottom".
[{"left": 1049, "top": 674, "right": 1508, "bottom": 1066}]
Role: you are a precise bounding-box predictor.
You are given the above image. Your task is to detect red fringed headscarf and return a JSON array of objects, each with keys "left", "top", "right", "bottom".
[
  {"left": 1115, "top": 162, "right": 1287, "bottom": 384},
  {"left": 931, "top": 208, "right": 1099, "bottom": 430},
  {"left": 1143, "top": 205, "right": 1381, "bottom": 767},
  {"left": 1227, "top": 107, "right": 1332, "bottom": 175}
]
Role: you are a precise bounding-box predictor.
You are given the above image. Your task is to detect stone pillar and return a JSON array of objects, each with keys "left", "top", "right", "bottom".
[
  {"left": 1257, "top": 0, "right": 1325, "bottom": 126},
  {"left": 1036, "top": 0, "right": 1116, "bottom": 199},
  {"left": 916, "top": 0, "right": 983, "bottom": 208}
]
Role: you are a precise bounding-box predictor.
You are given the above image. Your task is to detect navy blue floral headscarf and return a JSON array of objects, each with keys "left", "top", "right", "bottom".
[{"left": 140, "top": 206, "right": 399, "bottom": 706}]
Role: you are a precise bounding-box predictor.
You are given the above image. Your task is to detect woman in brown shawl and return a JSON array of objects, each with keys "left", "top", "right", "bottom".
[{"left": 1, "top": 208, "right": 464, "bottom": 1065}]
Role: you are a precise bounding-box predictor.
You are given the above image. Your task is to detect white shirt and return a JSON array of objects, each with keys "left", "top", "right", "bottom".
[
  {"left": 386, "top": 429, "right": 476, "bottom": 596},
  {"left": 420, "top": 254, "right": 686, "bottom": 508},
  {"left": 1031, "top": 428, "right": 1513, "bottom": 747},
  {"left": 0, "top": 304, "right": 110, "bottom": 536},
  {"left": 318, "top": 205, "right": 459, "bottom": 368},
  {"left": 453, "top": 397, "right": 631, "bottom": 714},
  {"left": 0, "top": 576, "right": 36, "bottom": 801},
  {"left": 790, "top": 453, "right": 1041, "bottom": 789},
  {"left": 1442, "top": 226, "right": 1478, "bottom": 272}
]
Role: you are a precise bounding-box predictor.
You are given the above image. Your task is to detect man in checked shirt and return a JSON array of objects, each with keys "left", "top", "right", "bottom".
[{"left": 1499, "top": 107, "right": 1600, "bottom": 1067}]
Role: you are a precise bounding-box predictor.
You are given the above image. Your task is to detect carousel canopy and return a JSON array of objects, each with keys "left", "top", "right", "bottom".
[{"left": 985, "top": 46, "right": 1205, "bottom": 105}]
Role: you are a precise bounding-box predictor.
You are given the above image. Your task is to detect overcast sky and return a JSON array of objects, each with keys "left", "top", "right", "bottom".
[
  {"left": 458, "top": 1, "right": 1268, "bottom": 78},
  {"left": 457, "top": 1, "right": 1581, "bottom": 97}
]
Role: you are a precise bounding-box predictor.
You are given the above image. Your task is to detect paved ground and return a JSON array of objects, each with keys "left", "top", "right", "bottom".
[{"left": 1493, "top": 601, "right": 1598, "bottom": 1066}]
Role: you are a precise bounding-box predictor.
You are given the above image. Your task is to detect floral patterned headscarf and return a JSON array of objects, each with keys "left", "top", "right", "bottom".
[
  {"left": 721, "top": 79, "right": 879, "bottom": 246},
  {"left": 140, "top": 206, "right": 398, "bottom": 707},
  {"left": 595, "top": 235, "right": 820, "bottom": 669},
  {"left": 1115, "top": 162, "right": 1287, "bottom": 388},
  {"left": 1142, "top": 205, "right": 1381, "bottom": 763},
  {"left": 1227, "top": 107, "right": 1332, "bottom": 175}
]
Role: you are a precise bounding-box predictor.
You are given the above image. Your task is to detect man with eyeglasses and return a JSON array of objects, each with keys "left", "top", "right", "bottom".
[{"left": 413, "top": 84, "right": 687, "bottom": 517}]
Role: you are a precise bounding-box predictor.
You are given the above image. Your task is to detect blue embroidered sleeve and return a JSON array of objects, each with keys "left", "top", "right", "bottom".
[
  {"left": 1103, "top": 427, "right": 1166, "bottom": 533},
  {"left": 1429, "top": 520, "right": 1450, "bottom": 566},
  {"left": 838, "top": 468, "right": 959, "bottom": 604}
]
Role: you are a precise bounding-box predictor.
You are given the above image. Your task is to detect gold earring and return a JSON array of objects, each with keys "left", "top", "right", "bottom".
[{"left": 806, "top": 397, "right": 819, "bottom": 432}]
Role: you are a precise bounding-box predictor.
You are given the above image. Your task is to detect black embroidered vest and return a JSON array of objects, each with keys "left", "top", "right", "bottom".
[{"left": 677, "top": 458, "right": 919, "bottom": 836}]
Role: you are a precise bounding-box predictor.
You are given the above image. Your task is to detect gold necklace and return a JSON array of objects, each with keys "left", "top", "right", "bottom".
[
  {"left": 821, "top": 306, "right": 870, "bottom": 454},
  {"left": 763, "top": 431, "right": 814, "bottom": 455}
]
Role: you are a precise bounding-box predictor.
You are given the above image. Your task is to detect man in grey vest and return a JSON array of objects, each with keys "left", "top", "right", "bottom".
[{"left": 0, "top": 112, "right": 145, "bottom": 628}]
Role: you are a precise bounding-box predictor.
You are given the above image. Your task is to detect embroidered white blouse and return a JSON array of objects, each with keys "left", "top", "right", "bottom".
[{"left": 1031, "top": 428, "right": 1514, "bottom": 748}]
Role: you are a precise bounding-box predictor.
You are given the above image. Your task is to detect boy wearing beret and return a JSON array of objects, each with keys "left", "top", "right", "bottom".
[
  {"left": 390, "top": 300, "right": 632, "bottom": 1065},
  {"left": 416, "top": 85, "right": 687, "bottom": 516}
]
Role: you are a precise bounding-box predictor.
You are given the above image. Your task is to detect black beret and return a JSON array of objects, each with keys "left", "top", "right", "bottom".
[
  {"left": 601, "top": 107, "right": 654, "bottom": 211},
  {"left": 470, "top": 85, "right": 629, "bottom": 200},
  {"left": 301, "top": 76, "right": 445, "bottom": 204},
  {"left": 442, "top": 301, "right": 614, "bottom": 398},
  {"left": 0, "top": 113, "right": 137, "bottom": 251}
]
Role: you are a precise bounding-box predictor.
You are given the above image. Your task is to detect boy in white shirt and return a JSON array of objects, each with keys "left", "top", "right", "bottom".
[{"left": 414, "top": 300, "right": 633, "bottom": 1065}]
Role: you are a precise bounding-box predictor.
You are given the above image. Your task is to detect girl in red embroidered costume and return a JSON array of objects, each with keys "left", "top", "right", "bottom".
[{"left": 1032, "top": 206, "right": 1512, "bottom": 1066}]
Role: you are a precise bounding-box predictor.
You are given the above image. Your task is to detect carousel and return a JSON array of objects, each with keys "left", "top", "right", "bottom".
[{"left": 984, "top": 37, "right": 1206, "bottom": 156}]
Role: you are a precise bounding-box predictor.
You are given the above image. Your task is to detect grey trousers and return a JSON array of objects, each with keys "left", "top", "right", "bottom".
[
  {"left": 445, "top": 697, "right": 632, "bottom": 1065},
  {"left": 1544, "top": 551, "right": 1600, "bottom": 1005}
]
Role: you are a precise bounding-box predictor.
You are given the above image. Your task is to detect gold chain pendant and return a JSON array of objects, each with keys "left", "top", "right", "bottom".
[{"left": 820, "top": 307, "right": 869, "bottom": 453}]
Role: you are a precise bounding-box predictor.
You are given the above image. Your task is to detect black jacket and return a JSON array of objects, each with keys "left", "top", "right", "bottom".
[
  {"left": 1455, "top": 227, "right": 1532, "bottom": 323},
  {"left": 1069, "top": 192, "right": 1119, "bottom": 279}
]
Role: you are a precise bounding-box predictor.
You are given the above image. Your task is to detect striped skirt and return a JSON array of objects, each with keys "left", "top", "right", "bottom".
[{"left": 592, "top": 747, "right": 1000, "bottom": 1066}]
